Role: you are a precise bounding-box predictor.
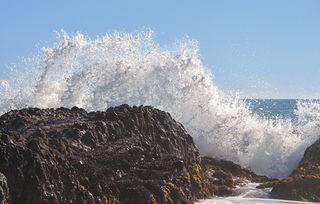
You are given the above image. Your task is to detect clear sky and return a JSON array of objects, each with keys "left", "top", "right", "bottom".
[{"left": 0, "top": 0, "right": 319, "bottom": 98}]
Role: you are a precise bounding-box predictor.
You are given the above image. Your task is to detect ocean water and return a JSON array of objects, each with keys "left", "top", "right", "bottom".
[
  {"left": 246, "top": 99, "right": 298, "bottom": 120},
  {"left": 0, "top": 30, "right": 319, "bottom": 180},
  {"left": 198, "top": 197, "right": 315, "bottom": 204},
  {"left": 198, "top": 199, "right": 314, "bottom": 204},
  {"left": 196, "top": 182, "right": 316, "bottom": 204},
  {"left": 199, "top": 100, "right": 318, "bottom": 203},
  {"left": 247, "top": 99, "right": 320, "bottom": 121}
]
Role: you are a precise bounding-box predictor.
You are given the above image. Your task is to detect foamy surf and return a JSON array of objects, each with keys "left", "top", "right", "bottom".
[
  {"left": 197, "top": 197, "right": 315, "bottom": 204},
  {"left": 0, "top": 30, "right": 319, "bottom": 178},
  {"left": 196, "top": 183, "right": 315, "bottom": 204}
]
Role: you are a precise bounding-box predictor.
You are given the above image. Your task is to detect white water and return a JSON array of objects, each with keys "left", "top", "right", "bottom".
[
  {"left": 0, "top": 30, "right": 319, "bottom": 178},
  {"left": 196, "top": 183, "right": 315, "bottom": 204},
  {"left": 198, "top": 198, "right": 314, "bottom": 204},
  {"left": 198, "top": 197, "right": 315, "bottom": 204}
]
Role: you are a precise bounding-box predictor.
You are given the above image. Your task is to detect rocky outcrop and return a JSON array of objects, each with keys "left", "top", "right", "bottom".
[
  {"left": 200, "top": 157, "right": 271, "bottom": 196},
  {"left": 272, "top": 138, "right": 320, "bottom": 202},
  {"left": 0, "top": 105, "right": 268, "bottom": 204}
]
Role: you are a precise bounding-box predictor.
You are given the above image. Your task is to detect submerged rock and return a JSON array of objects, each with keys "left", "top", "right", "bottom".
[
  {"left": 272, "top": 138, "right": 320, "bottom": 202},
  {"left": 0, "top": 105, "right": 267, "bottom": 203}
]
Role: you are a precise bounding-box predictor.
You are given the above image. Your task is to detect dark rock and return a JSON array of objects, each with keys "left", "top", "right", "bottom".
[
  {"left": 0, "top": 105, "right": 268, "bottom": 203},
  {"left": 256, "top": 179, "right": 279, "bottom": 189},
  {"left": 214, "top": 186, "right": 233, "bottom": 197},
  {"left": 296, "top": 139, "right": 320, "bottom": 175},
  {"left": 199, "top": 157, "right": 270, "bottom": 196},
  {"left": 272, "top": 138, "right": 320, "bottom": 202}
]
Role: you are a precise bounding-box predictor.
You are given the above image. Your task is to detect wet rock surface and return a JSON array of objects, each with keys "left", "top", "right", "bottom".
[
  {"left": 272, "top": 138, "right": 320, "bottom": 202},
  {"left": 0, "top": 105, "right": 267, "bottom": 204}
]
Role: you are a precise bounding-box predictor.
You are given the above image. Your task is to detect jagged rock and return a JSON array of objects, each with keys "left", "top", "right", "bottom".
[
  {"left": 0, "top": 172, "right": 9, "bottom": 204},
  {"left": 0, "top": 105, "right": 269, "bottom": 203},
  {"left": 200, "top": 157, "right": 271, "bottom": 196},
  {"left": 272, "top": 138, "right": 320, "bottom": 202}
]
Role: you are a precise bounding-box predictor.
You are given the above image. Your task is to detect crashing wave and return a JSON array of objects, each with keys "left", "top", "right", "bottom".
[{"left": 0, "top": 30, "right": 319, "bottom": 178}]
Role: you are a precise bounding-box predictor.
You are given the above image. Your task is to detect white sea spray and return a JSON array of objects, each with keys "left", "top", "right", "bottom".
[{"left": 0, "top": 30, "right": 319, "bottom": 178}]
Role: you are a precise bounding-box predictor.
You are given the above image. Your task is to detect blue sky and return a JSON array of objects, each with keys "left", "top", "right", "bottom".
[{"left": 0, "top": 0, "right": 319, "bottom": 98}]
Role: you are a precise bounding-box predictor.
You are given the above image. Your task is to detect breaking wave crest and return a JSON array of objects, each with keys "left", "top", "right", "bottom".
[{"left": 1, "top": 30, "right": 319, "bottom": 178}]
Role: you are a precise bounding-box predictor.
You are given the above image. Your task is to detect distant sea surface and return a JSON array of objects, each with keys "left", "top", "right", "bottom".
[{"left": 246, "top": 99, "right": 319, "bottom": 120}]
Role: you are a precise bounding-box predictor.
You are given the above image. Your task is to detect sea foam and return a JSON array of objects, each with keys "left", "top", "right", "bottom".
[{"left": 0, "top": 30, "right": 319, "bottom": 178}]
